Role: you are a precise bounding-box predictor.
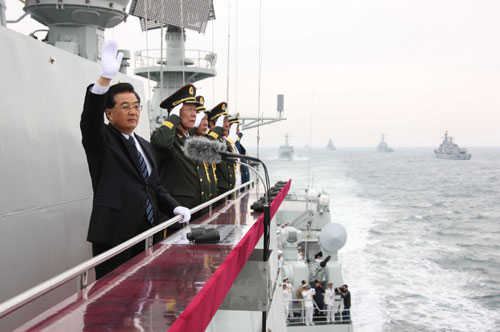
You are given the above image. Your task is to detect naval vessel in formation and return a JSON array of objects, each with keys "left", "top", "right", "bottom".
[
  {"left": 279, "top": 133, "right": 294, "bottom": 160},
  {"left": 0, "top": 0, "right": 352, "bottom": 331},
  {"left": 434, "top": 131, "right": 471, "bottom": 160},
  {"left": 376, "top": 134, "right": 393, "bottom": 153},
  {"left": 327, "top": 139, "right": 336, "bottom": 151}
]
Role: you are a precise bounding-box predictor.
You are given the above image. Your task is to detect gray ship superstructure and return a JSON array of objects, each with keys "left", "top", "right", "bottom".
[
  {"left": 434, "top": 131, "right": 471, "bottom": 160},
  {"left": 376, "top": 134, "right": 393, "bottom": 153},
  {"left": 279, "top": 133, "right": 294, "bottom": 160}
]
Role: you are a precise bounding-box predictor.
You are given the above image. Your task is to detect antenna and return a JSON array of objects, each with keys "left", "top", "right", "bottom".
[{"left": 277, "top": 94, "right": 284, "bottom": 118}]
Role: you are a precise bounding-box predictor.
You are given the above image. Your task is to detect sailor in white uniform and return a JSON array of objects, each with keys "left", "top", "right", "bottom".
[
  {"left": 324, "top": 282, "right": 336, "bottom": 322},
  {"left": 282, "top": 282, "right": 292, "bottom": 320},
  {"left": 283, "top": 278, "right": 295, "bottom": 319},
  {"left": 302, "top": 284, "right": 316, "bottom": 326}
]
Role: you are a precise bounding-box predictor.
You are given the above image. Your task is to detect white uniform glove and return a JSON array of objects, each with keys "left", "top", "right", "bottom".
[
  {"left": 215, "top": 114, "right": 225, "bottom": 128},
  {"left": 228, "top": 123, "right": 238, "bottom": 143},
  {"left": 194, "top": 112, "right": 205, "bottom": 128},
  {"left": 238, "top": 125, "right": 243, "bottom": 137},
  {"left": 100, "top": 40, "right": 124, "bottom": 79},
  {"left": 170, "top": 103, "right": 183, "bottom": 117},
  {"left": 173, "top": 206, "right": 191, "bottom": 223}
]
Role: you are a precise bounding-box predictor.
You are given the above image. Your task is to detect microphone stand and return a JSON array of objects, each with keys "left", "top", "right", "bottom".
[
  {"left": 230, "top": 155, "right": 272, "bottom": 332},
  {"left": 225, "top": 155, "right": 271, "bottom": 262}
]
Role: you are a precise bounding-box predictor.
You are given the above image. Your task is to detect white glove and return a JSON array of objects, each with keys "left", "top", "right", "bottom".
[
  {"left": 100, "top": 40, "right": 124, "bottom": 79},
  {"left": 173, "top": 206, "right": 191, "bottom": 223},
  {"left": 228, "top": 123, "right": 238, "bottom": 142},
  {"left": 194, "top": 112, "right": 205, "bottom": 128},
  {"left": 215, "top": 115, "right": 225, "bottom": 128},
  {"left": 170, "top": 103, "right": 183, "bottom": 117},
  {"left": 238, "top": 126, "right": 243, "bottom": 136},
  {"left": 229, "top": 123, "right": 237, "bottom": 136}
]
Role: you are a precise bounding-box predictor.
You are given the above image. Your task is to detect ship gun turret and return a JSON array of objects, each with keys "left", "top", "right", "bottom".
[{"left": 279, "top": 222, "right": 347, "bottom": 289}]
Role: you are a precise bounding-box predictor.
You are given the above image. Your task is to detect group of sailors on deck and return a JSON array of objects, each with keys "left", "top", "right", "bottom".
[
  {"left": 80, "top": 40, "right": 249, "bottom": 279},
  {"left": 277, "top": 223, "right": 351, "bottom": 325},
  {"left": 282, "top": 278, "right": 351, "bottom": 325}
]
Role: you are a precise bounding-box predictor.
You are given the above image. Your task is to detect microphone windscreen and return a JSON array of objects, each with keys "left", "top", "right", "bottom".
[{"left": 184, "top": 136, "right": 225, "bottom": 163}]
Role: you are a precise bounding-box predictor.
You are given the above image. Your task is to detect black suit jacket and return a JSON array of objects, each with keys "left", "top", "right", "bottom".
[{"left": 80, "top": 85, "right": 179, "bottom": 246}]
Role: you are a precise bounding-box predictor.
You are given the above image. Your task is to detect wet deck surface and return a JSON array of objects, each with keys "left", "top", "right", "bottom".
[{"left": 18, "top": 191, "right": 262, "bottom": 332}]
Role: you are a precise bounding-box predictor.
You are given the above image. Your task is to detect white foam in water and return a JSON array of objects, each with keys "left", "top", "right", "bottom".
[{"left": 330, "top": 176, "right": 387, "bottom": 332}]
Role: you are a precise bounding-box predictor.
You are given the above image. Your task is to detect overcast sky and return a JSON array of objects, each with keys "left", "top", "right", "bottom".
[{"left": 6, "top": 0, "right": 500, "bottom": 147}]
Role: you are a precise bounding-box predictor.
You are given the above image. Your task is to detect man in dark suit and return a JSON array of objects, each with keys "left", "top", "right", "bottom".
[{"left": 80, "top": 41, "right": 191, "bottom": 279}]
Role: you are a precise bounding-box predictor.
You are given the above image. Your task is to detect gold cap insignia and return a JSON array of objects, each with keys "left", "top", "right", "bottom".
[
  {"left": 222, "top": 104, "right": 226, "bottom": 110},
  {"left": 200, "top": 97, "right": 204, "bottom": 105},
  {"left": 189, "top": 86, "right": 194, "bottom": 95}
]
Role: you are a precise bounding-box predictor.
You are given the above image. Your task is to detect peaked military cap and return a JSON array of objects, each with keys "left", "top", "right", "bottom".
[
  {"left": 196, "top": 96, "right": 208, "bottom": 113},
  {"left": 159, "top": 84, "right": 201, "bottom": 110},
  {"left": 208, "top": 102, "right": 228, "bottom": 121},
  {"left": 228, "top": 113, "right": 240, "bottom": 125}
]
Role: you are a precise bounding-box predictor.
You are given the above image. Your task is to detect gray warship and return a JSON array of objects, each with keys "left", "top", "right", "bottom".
[
  {"left": 327, "top": 139, "right": 336, "bottom": 151},
  {"left": 376, "top": 134, "right": 393, "bottom": 153},
  {"left": 0, "top": 1, "right": 352, "bottom": 331},
  {"left": 279, "top": 133, "right": 294, "bottom": 160},
  {"left": 434, "top": 131, "right": 471, "bottom": 160}
]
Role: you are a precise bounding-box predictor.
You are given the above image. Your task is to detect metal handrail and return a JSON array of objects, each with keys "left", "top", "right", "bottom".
[
  {"left": 134, "top": 48, "right": 217, "bottom": 70},
  {"left": 285, "top": 298, "right": 350, "bottom": 325},
  {"left": 0, "top": 180, "right": 255, "bottom": 318}
]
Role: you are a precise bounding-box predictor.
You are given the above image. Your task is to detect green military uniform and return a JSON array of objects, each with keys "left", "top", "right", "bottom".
[
  {"left": 207, "top": 102, "right": 236, "bottom": 195},
  {"left": 195, "top": 96, "right": 218, "bottom": 201},
  {"left": 151, "top": 84, "right": 209, "bottom": 212}
]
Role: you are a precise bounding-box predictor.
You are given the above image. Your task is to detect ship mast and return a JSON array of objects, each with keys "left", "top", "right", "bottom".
[{"left": 129, "top": 0, "right": 216, "bottom": 129}]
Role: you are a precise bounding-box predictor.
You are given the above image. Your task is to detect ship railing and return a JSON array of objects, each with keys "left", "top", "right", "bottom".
[
  {"left": 0, "top": 180, "right": 255, "bottom": 319},
  {"left": 285, "top": 298, "right": 351, "bottom": 326},
  {"left": 134, "top": 49, "right": 217, "bottom": 70}
]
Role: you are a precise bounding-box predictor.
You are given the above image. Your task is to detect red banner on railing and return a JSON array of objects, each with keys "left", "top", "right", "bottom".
[{"left": 169, "top": 180, "right": 291, "bottom": 332}]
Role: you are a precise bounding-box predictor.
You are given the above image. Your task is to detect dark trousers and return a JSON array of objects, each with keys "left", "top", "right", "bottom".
[
  {"left": 92, "top": 241, "right": 146, "bottom": 280},
  {"left": 92, "top": 217, "right": 163, "bottom": 280},
  {"left": 342, "top": 309, "right": 350, "bottom": 322}
]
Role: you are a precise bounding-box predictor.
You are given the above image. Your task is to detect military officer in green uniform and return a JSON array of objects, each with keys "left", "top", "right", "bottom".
[
  {"left": 150, "top": 84, "right": 210, "bottom": 221},
  {"left": 207, "top": 102, "right": 236, "bottom": 196},
  {"left": 193, "top": 95, "right": 218, "bottom": 202}
]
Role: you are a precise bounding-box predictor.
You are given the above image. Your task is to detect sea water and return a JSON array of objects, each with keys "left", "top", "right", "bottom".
[{"left": 251, "top": 147, "right": 500, "bottom": 332}]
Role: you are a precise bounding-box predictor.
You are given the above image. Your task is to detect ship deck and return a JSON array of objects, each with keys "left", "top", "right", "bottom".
[{"left": 13, "top": 182, "right": 290, "bottom": 332}]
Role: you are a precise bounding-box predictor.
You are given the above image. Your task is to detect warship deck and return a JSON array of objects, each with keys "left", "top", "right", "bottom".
[{"left": 11, "top": 182, "right": 290, "bottom": 332}]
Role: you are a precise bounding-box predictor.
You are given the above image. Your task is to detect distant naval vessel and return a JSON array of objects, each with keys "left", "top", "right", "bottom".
[
  {"left": 376, "top": 134, "right": 393, "bottom": 153},
  {"left": 327, "top": 139, "right": 336, "bottom": 151},
  {"left": 279, "top": 133, "right": 294, "bottom": 160},
  {"left": 434, "top": 131, "right": 471, "bottom": 160}
]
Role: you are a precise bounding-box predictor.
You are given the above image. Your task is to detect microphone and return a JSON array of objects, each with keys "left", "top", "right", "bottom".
[
  {"left": 184, "top": 137, "right": 261, "bottom": 164},
  {"left": 183, "top": 137, "right": 227, "bottom": 163}
]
